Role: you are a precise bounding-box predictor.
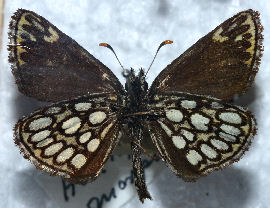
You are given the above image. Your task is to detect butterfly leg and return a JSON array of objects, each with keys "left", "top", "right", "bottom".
[{"left": 130, "top": 124, "right": 152, "bottom": 202}]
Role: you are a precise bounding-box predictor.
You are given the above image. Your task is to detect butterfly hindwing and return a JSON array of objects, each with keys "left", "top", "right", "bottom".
[
  {"left": 8, "top": 9, "right": 124, "bottom": 102},
  {"left": 147, "top": 92, "right": 256, "bottom": 181},
  {"left": 149, "top": 9, "right": 263, "bottom": 100},
  {"left": 14, "top": 93, "right": 121, "bottom": 183}
]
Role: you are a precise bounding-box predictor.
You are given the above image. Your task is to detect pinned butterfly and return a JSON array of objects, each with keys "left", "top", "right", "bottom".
[{"left": 8, "top": 9, "right": 263, "bottom": 202}]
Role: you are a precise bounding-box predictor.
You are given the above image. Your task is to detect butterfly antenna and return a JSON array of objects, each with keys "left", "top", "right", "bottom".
[
  {"left": 145, "top": 40, "right": 173, "bottom": 76},
  {"left": 99, "top": 43, "right": 125, "bottom": 72}
]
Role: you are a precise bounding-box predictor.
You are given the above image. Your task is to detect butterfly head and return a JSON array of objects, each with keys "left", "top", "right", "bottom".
[{"left": 124, "top": 68, "right": 148, "bottom": 102}]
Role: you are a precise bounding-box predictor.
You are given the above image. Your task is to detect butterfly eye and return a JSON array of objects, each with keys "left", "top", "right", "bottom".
[{"left": 122, "top": 69, "right": 131, "bottom": 78}]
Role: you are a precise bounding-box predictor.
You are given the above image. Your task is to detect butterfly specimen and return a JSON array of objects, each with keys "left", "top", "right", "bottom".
[{"left": 8, "top": 9, "right": 263, "bottom": 202}]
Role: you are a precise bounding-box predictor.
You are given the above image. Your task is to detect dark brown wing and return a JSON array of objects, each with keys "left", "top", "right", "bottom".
[
  {"left": 149, "top": 9, "right": 263, "bottom": 100},
  {"left": 8, "top": 9, "right": 124, "bottom": 102}
]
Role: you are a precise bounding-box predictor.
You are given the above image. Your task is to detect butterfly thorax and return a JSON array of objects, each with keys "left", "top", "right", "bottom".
[{"left": 124, "top": 68, "right": 148, "bottom": 114}]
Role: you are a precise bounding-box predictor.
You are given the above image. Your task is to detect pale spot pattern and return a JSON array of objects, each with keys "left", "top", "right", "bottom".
[
  {"left": 190, "top": 113, "right": 210, "bottom": 131},
  {"left": 44, "top": 142, "right": 63, "bottom": 156},
  {"left": 44, "top": 26, "right": 59, "bottom": 43},
  {"left": 32, "top": 19, "right": 44, "bottom": 32},
  {"left": 89, "top": 111, "right": 106, "bottom": 125},
  {"left": 186, "top": 150, "right": 202, "bottom": 165},
  {"left": 101, "top": 123, "right": 114, "bottom": 139},
  {"left": 45, "top": 107, "right": 61, "bottom": 114},
  {"left": 79, "top": 132, "right": 91, "bottom": 143},
  {"left": 181, "top": 100, "right": 196, "bottom": 109},
  {"left": 219, "top": 112, "right": 242, "bottom": 124},
  {"left": 220, "top": 124, "right": 241, "bottom": 136},
  {"left": 158, "top": 121, "right": 172, "bottom": 137},
  {"left": 219, "top": 132, "right": 237, "bottom": 142},
  {"left": 36, "top": 137, "right": 54, "bottom": 148},
  {"left": 102, "top": 73, "right": 109, "bottom": 80},
  {"left": 235, "top": 14, "right": 256, "bottom": 65},
  {"left": 181, "top": 129, "right": 194, "bottom": 141},
  {"left": 165, "top": 109, "right": 183, "bottom": 122},
  {"left": 109, "top": 95, "right": 117, "bottom": 101},
  {"left": 210, "top": 139, "right": 229, "bottom": 150},
  {"left": 56, "top": 147, "right": 74, "bottom": 163},
  {"left": 29, "top": 117, "right": 52, "bottom": 131},
  {"left": 62, "top": 117, "right": 81, "bottom": 134},
  {"left": 75, "top": 103, "right": 92, "bottom": 111},
  {"left": 228, "top": 22, "right": 238, "bottom": 31},
  {"left": 212, "top": 27, "right": 229, "bottom": 42},
  {"left": 211, "top": 102, "right": 224, "bottom": 109},
  {"left": 31, "top": 130, "right": 51, "bottom": 142},
  {"left": 172, "top": 136, "right": 186, "bottom": 149},
  {"left": 200, "top": 144, "right": 218, "bottom": 159},
  {"left": 87, "top": 139, "right": 100, "bottom": 152},
  {"left": 71, "top": 154, "right": 87, "bottom": 169}
]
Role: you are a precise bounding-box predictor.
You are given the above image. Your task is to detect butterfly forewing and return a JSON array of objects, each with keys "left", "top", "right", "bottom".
[
  {"left": 149, "top": 9, "right": 263, "bottom": 100},
  {"left": 147, "top": 93, "right": 256, "bottom": 181},
  {"left": 14, "top": 93, "right": 121, "bottom": 183},
  {"left": 8, "top": 9, "right": 124, "bottom": 102}
]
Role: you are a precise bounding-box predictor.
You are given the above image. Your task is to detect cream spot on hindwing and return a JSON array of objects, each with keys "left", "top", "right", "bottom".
[
  {"left": 87, "top": 139, "right": 100, "bottom": 152},
  {"left": 31, "top": 130, "right": 51, "bottom": 142},
  {"left": 101, "top": 123, "right": 114, "bottom": 139},
  {"left": 219, "top": 112, "right": 242, "bottom": 124},
  {"left": 211, "top": 102, "right": 224, "bottom": 109},
  {"left": 172, "top": 136, "right": 186, "bottom": 149},
  {"left": 75, "top": 103, "right": 92, "bottom": 111},
  {"left": 62, "top": 117, "right": 81, "bottom": 134},
  {"left": 71, "top": 154, "right": 87, "bottom": 169},
  {"left": 79, "top": 132, "right": 91, "bottom": 143},
  {"left": 219, "top": 132, "right": 237, "bottom": 142},
  {"left": 220, "top": 124, "right": 241, "bottom": 136},
  {"left": 109, "top": 95, "right": 117, "bottom": 101},
  {"left": 56, "top": 147, "right": 74, "bottom": 163},
  {"left": 200, "top": 144, "right": 218, "bottom": 159},
  {"left": 45, "top": 107, "right": 61, "bottom": 114},
  {"left": 29, "top": 117, "right": 52, "bottom": 131},
  {"left": 181, "top": 100, "right": 196, "bottom": 109},
  {"left": 158, "top": 121, "right": 172, "bottom": 137},
  {"left": 89, "top": 111, "right": 107, "bottom": 125},
  {"left": 190, "top": 113, "right": 210, "bottom": 131},
  {"left": 44, "top": 142, "right": 63, "bottom": 156},
  {"left": 181, "top": 129, "right": 194, "bottom": 141},
  {"left": 210, "top": 139, "right": 229, "bottom": 150},
  {"left": 36, "top": 137, "right": 54, "bottom": 147},
  {"left": 102, "top": 73, "right": 110, "bottom": 80},
  {"left": 186, "top": 150, "right": 202, "bottom": 165},
  {"left": 165, "top": 109, "right": 183, "bottom": 122}
]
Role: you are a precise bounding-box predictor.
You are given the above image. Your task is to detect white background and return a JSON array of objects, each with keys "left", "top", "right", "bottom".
[{"left": 1, "top": 0, "right": 270, "bottom": 207}]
